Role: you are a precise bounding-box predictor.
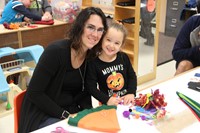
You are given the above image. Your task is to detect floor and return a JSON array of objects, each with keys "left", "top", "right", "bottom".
[{"left": 0, "top": 60, "right": 176, "bottom": 133}]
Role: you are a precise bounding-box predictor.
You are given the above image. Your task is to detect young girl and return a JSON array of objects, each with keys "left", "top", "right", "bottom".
[{"left": 86, "top": 20, "right": 137, "bottom": 106}]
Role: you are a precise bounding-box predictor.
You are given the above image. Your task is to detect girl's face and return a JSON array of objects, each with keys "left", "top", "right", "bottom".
[
  {"left": 81, "top": 14, "right": 104, "bottom": 51},
  {"left": 22, "top": 0, "right": 31, "bottom": 8},
  {"left": 101, "top": 27, "right": 124, "bottom": 58}
]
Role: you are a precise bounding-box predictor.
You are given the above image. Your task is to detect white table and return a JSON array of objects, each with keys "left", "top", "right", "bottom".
[{"left": 31, "top": 67, "right": 200, "bottom": 133}]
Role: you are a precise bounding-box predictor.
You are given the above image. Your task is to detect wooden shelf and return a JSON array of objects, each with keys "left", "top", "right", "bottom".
[
  {"left": 126, "top": 37, "right": 134, "bottom": 41},
  {"left": 115, "top": 5, "right": 135, "bottom": 10},
  {"left": 114, "top": 0, "right": 139, "bottom": 72},
  {"left": 82, "top": 3, "right": 114, "bottom": 15},
  {"left": 0, "top": 20, "right": 70, "bottom": 49}
]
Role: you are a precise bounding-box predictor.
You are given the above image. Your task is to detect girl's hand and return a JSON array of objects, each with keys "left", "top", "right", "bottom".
[
  {"left": 107, "top": 97, "right": 122, "bottom": 106},
  {"left": 121, "top": 94, "right": 135, "bottom": 105}
]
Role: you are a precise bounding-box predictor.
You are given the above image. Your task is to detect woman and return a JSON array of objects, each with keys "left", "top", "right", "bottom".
[{"left": 18, "top": 7, "right": 107, "bottom": 133}]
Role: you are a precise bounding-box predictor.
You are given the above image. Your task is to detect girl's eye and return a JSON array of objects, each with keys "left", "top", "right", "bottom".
[
  {"left": 107, "top": 38, "right": 111, "bottom": 42},
  {"left": 115, "top": 42, "right": 120, "bottom": 45}
]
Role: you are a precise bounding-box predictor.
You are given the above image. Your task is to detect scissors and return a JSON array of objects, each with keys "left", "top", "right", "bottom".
[{"left": 51, "top": 126, "right": 76, "bottom": 133}]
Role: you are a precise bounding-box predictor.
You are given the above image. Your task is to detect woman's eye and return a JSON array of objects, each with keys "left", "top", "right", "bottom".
[{"left": 89, "top": 26, "right": 94, "bottom": 30}]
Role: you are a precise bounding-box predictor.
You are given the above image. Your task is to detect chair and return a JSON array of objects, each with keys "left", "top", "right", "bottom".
[
  {"left": 15, "top": 45, "right": 44, "bottom": 64},
  {"left": 0, "top": 47, "right": 15, "bottom": 58},
  {"left": 0, "top": 45, "right": 44, "bottom": 64},
  {"left": 0, "top": 68, "right": 11, "bottom": 108},
  {"left": 0, "top": 68, "right": 10, "bottom": 94},
  {"left": 14, "top": 90, "right": 26, "bottom": 133}
]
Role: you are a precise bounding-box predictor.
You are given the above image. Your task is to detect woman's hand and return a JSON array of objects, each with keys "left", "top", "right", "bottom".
[
  {"left": 107, "top": 97, "right": 122, "bottom": 106},
  {"left": 121, "top": 94, "right": 135, "bottom": 105}
]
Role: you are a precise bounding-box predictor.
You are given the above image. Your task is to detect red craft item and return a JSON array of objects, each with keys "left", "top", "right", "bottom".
[
  {"left": 32, "top": 19, "right": 54, "bottom": 25},
  {"left": 135, "top": 89, "right": 167, "bottom": 110},
  {"left": 28, "top": 25, "right": 38, "bottom": 28}
]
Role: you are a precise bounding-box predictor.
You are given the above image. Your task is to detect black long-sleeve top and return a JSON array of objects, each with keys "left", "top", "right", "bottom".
[
  {"left": 86, "top": 52, "right": 137, "bottom": 104},
  {"left": 18, "top": 39, "right": 92, "bottom": 133}
]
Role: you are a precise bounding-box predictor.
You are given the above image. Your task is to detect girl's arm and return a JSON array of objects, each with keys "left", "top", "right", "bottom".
[{"left": 86, "top": 61, "right": 110, "bottom": 104}]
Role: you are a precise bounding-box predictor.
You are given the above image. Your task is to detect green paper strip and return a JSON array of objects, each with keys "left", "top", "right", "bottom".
[
  {"left": 182, "top": 98, "right": 200, "bottom": 118},
  {"left": 176, "top": 91, "right": 200, "bottom": 111}
]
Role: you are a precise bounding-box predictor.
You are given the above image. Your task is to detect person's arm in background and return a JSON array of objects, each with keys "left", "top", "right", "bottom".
[
  {"left": 14, "top": 4, "right": 41, "bottom": 21},
  {"left": 14, "top": 4, "right": 49, "bottom": 21},
  {"left": 42, "top": 0, "right": 53, "bottom": 20},
  {"left": 172, "top": 15, "right": 200, "bottom": 64}
]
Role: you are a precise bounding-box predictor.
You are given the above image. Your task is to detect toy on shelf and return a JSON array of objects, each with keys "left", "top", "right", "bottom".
[
  {"left": 0, "top": 59, "right": 31, "bottom": 109},
  {"left": 3, "top": 22, "right": 20, "bottom": 29},
  {"left": 3, "top": 22, "right": 30, "bottom": 30},
  {"left": 0, "top": 45, "right": 44, "bottom": 110}
]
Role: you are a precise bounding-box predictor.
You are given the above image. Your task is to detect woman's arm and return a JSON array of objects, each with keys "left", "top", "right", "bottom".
[{"left": 27, "top": 44, "right": 64, "bottom": 118}]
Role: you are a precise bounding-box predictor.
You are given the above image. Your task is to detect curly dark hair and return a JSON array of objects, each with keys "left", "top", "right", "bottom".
[{"left": 67, "top": 7, "right": 108, "bottom": 56}]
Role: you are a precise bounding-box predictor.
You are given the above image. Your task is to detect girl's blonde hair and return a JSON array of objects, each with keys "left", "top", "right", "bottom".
[{"left": 107, "top": 19, "right": 128, "bottom": 45}]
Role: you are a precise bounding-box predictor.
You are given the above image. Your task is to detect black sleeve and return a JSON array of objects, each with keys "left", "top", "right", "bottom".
[
  {"left": 123, "top": 53, "right": 137, "bottom": 96},
  {"left": 14, "top": 5, "right": 41, "bottom": 21},
  {"left": 86, "top": 60, "right": 110, "bottom": 104},
  {"left": 27, "top": 44, "right": 64, "bottom": 118}
]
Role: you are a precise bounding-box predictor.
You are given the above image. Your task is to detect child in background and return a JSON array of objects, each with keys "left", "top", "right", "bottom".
[
  {"left": 86, "top": 20, "right": 137, "bottom": 106},
  {"left": 28, "top": 0, "right": 52, "bottom": 20},
  {"left": 0, "top": 0, "right": 51, "bottom": 24}
]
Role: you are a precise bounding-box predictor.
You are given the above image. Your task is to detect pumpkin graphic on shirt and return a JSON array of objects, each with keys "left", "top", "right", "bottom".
[{"left": 106, "top": 71, "right": 124, "bottom": 90}]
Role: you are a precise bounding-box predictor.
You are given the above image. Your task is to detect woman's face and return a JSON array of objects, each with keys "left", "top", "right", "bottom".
[{"left": 81, "top": 14, "right": 104, "bottom": 50}]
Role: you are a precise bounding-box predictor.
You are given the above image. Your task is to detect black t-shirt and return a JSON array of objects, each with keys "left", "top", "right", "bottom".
[{"left": 86, "top": 52, "right": 137, "bottom": 104}]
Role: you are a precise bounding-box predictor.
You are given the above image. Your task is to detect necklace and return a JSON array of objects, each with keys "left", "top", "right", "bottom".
[
  {"left": 79, "top": 61, "right": 86, "bottom": 91},
  {"left": 75, "top": 55, "right": 87, "bottom": 91}
]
